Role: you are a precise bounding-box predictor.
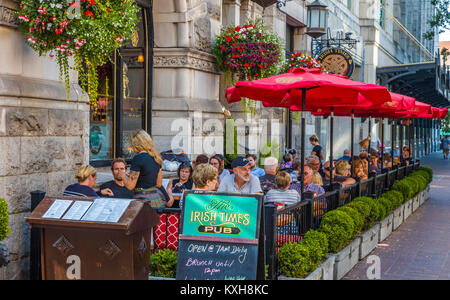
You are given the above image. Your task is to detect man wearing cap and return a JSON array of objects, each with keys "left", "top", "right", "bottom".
[
  {"left": 217, "top": 157, "right": 262, "bottom": 194},
  {"left": 288, "top": 149, "right": 297, "bottom": 160}
]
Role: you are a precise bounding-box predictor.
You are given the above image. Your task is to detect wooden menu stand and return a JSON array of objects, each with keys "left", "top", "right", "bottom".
[{"left": 25, "top": 196, "right": 160, "bottom": 280}]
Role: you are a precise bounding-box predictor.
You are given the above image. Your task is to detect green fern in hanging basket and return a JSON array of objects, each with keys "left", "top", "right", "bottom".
[{"left": 16, "top": 0, "right": 140, "bottom": 109}]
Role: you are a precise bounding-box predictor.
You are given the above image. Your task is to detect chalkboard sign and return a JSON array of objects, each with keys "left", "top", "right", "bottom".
[
  {"left": 176, "top": 240, "right": 258, "bottom": 280},
  {"left": 176, "top": 191, "right": 264, "bottom": 280}
]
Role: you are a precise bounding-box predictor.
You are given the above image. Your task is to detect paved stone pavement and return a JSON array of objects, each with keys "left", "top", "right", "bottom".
[{"left": 342, "top": 152, "right": 450, "bottom": 280}]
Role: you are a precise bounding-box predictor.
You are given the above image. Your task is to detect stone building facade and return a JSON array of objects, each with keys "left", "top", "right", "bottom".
[
  {"left": 0, "top": 0, "right": 89, "bottom": 279},
  {"left": 0, "top": 0, "right": 442, "bottom": 279}
]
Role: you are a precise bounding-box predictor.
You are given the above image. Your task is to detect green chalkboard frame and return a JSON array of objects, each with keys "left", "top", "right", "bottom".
[
  {"left": 179, "top": 191, "right": 263, "bottom": 243},
  {"left": 177, "top": 190, "right": 265, "bottom": 280}
]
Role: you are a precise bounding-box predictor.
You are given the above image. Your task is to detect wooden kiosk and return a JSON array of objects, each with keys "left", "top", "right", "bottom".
[{"left": 25, "top": 196, "right": 160, "bottom": 280}]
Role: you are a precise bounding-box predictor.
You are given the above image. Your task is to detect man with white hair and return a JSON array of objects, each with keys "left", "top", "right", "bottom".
[
  {"left": 306, "top": 155, "right": 321, "bottom": 173},
  {"left": 259, "top": 157, "right": 278, "bottom": 194},
  {"left": 289, "top": 165, "right": 325, "bottom": 197}
]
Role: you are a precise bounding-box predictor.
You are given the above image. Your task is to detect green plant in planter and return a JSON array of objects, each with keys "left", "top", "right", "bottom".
[
  {"left": 375, "top": 197, "right": 394, "bottom": 219},
  {"left": 410, "top": 174, "right": 427, "bottom": 192},
  {"left": 301, "top": 230, "right": 328, "bottom": 268},
  {"left": 380, "top": 190, "right": 404, "bottom": 209},
  {"left": 411, "top": 170, "right": 431, "bottom": 184},
  {"left": 403, "top": 177, "right": 419, "bottom": 196},
  {"left": 353, "top": 197, "right": 384, "bottom": 226},
  {"left": 319, "top": 210, "right": 354, "bottom": 253},
  {"left": 149, "top": 249, "right": 178, "bottom": 278},
  {"left": 337, "top": 206, "right": 364, "bottom": 235},
  {"left": 392, "top": 180, "right": 413, "bottom": 201},
  {"left": 0, "top": 198, "right": 10, "bottom": 242},
  {"left": 417, "top": 166, "right": 433, "bottom": 182},
  {"left": 278, "top": 242, "right": 312, "bottom": 278}
]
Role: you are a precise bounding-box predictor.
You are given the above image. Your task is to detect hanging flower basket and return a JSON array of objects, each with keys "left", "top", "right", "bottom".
[
  {"left": 16, "top": 0, "right": 140, "bottom": 109},
  {"left": 285, "top": 52, "right": 326, "bottom": 72},
  {"left": 212, "top": 19, "right": 284, "bottom": 114},
  {"left": 213, "top": 19, "right": 284, "bottom": 83}
]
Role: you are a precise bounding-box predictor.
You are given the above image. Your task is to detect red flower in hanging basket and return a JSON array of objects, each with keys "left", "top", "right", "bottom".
[{"left": 83, "top": 10, "right": 94, "bottom": 18}]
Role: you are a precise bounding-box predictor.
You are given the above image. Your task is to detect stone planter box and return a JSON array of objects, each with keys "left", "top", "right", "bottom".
[
  {"left": 278, "top": 254, "right": 336, "bottom": 280},
  {"left": 358, "top": 223, "right": 380, "bottom": 260},
  {"left": 419, "top": 190, "right": 425, "bottom": 206},
  {"left": 333, "top": 236, "right": 361, "bottom": 280},
  {"left": 403, "top": 199, "right": 413, "bottom": 220},
  {"left": 0, "top": 244, "right": 10, "bottom": 268},
  {"left": 148, "top": 275, "right": 176, "bottom": 280},
  {"left": 412, "top": 195, "right": 421, "bottom": 212},
  {"left": 392, "top": 204, "right": 404, "bottom": 231},
  {"left": 378, "top": 213, "right": 394, "bottom": 242}
]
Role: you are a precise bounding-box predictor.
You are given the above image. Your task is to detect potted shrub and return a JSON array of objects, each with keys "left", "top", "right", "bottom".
[
  {"left": 0, "top": 198, "right": 10, "bottom": 267},
  {"left": 318, "top": 210, "right": 355, "bottom": 253},
  {"left": 278, "top": 242, "right": 312, "bottom": 279},
  {"left": 278, "top": 230, "right": 330, "bottom": 280},
  {"left": 149, "top": 249, "right": 177, "bottom": 279}
]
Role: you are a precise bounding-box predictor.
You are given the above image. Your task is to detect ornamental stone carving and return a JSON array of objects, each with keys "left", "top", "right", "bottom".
[
  {"left": 154, "top": 51, "right": 218, "bottom": 74},
  {"left": 194, "top": 18, "right": 212, "bottom": 53},
  {"left": 0, "top": 5, "right": 19, "bottom": 28}
]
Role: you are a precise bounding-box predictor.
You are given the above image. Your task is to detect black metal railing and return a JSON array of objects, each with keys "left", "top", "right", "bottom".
[{"left": 266, "top": 160, "right": 421, "bottom": 279}]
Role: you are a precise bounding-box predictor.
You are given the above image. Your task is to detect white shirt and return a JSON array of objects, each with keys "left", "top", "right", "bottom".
[{"left": 217, "top": 174, "right": 262, "bottom": 194}]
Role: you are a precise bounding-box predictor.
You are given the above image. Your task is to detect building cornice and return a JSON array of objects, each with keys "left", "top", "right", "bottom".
[
  {"left": 153, "top": 48, "right": 219, "bottom": 74},
  {"left": 0, "top": 4, "right": 19, "bottom": 28}
]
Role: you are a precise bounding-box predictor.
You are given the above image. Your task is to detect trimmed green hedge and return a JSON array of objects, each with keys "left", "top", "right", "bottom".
[
  {"left": 392, "top": 180, "right": 414, "bottom": 201},
  {"left": 0, "top": 198, "right": 9, "bottom": 242},
  {"left": 277, "top": 164, "right": 433, "bottom": 278},
  {"left": 417, "top": 166, "right": 433, "bottom": 182},
  {"left": 149, "top": 249, "right": 178, "bottom": 278},
  {"left": 319, "top": 210, "right": 354, "bottom": 253},
  {"left": 381, "top": 190, "right": 404, "bottom": 208},
  {"left": 336, "top": 206, "right": 364, "bottom": 235},
  {"left": 278, "top": 242, "right": 312, "bottom": 278}
]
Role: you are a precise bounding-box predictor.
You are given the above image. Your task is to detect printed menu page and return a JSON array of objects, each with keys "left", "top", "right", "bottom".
[
  {"left": 62, "top": 201, "right": 93, "bottom": 221},
  {"left": 81, "top": 198, "right": 133, "bottom": 223},
  {"left": 42, "top": 200, "right": 73, "bottom": 219}
]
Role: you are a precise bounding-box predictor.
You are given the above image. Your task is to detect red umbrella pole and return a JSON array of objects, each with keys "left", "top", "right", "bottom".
[{"left": 300, "top": 88, "right": 306, "bottom": 196}]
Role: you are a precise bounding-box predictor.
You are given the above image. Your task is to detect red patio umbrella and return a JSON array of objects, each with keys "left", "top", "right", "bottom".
[
  {"left": 225, "top": 67, "right": 392, "bottom": 194},
  {"left": 439, "top": 108, "right": 448, "bottom": 119},
  {"left": 226, "top": 67, "right": 392, "bottom": 108}
]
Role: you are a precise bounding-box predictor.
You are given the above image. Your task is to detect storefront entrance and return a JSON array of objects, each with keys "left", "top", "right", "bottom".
[{"left": 89, "top": 7, "right": 153, "bottom": 167}]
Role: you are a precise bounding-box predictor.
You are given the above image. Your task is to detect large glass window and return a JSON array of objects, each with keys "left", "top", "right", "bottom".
[
  {"left": 121, "top": 9, "right": 147, "bottom": 159},
  {"left": 89, "top": 63, "right": 115, "bottom": 161},
  {"left": 88, "top": 8, "right": 150, "bottom": 165}
]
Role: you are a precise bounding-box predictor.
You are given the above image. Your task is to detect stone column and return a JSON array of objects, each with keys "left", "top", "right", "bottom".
[
  {"left": 0, "top": 0, "right": 89, "bottom": 279},
  {"left": 152, "top": 0, "right": 224, "bottom": 158}
]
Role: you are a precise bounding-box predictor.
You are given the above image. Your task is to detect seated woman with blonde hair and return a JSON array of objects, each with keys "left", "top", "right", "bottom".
[
  {"left": 63, "top": 165, "right": 114, "bottom": 198},
  {"left": 192, "top": 163, "right": 219, "bottom": 191},
  {"left": 334, "top": 160, "right": 356, "bottom": 187},
  {"left": 352, "top": 158, "right": 368, "bottom": 182}
]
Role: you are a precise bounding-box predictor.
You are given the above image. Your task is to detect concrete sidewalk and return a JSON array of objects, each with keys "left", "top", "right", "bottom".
[{"left": 342, "top": 152, "right": 450, "bottom": 280}]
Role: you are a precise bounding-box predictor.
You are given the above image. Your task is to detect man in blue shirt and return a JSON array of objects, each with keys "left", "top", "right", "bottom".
[
  {"left": 245, "top": 154, "right": 265, "bottom": 177},
  {"left": 443, "top": 135, "right": 450, "bottom": 159},
  {"left": 336, "top": 149, "right": 351, "bottom": 162}
]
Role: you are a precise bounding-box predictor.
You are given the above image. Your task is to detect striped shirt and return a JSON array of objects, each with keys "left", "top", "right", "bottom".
[{"left": 264, "top": 189, "right": 301, "bottom": 206}]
